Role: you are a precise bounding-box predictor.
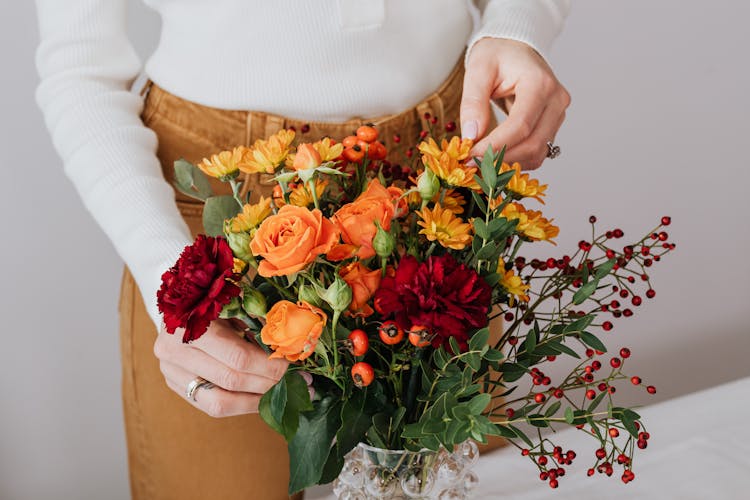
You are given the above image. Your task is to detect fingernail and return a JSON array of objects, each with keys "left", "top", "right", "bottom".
[
  {"left": 462, "top": 120, "right": 478, "bottom": 140},
  {"left": 299, "top": 370, "right": 313, "bottom": 385}
]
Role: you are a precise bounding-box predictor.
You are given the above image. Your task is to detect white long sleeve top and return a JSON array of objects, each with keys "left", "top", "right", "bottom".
[{"left": 34, "top": 0, "right": 570, "bottom": 327}]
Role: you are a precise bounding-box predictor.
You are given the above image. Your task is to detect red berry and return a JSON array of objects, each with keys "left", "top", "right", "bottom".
[
  {"left": 553, "top": 388, "right": 564, "bottom": 399},
  {"left": 592, "top": 360, "right": 602, "bottom": 370},
  {"left": 346, "top": 329, "right": 369, "bottom": 356},
  {"left": 521, "top": 448, "right": 529, "bottom": 456},
  {"left": 609, "top": 428, "right": 620, "bottom": 438},
  {"left": 613, "top": 229, "right": 624, "bottom": 238},
  {"left": 623, "top": 309, "right": 633, "bottom": 317},
  {"left": 637, "top": 439, "right": 648, "bottom": 449},
  {"left": 632, "top": 296, "right": 642, "bottom": 306},
  {"left": 661, "top": 216, "right": 671, "bottom": 225},
  {"left": 595, "top": 448, "right": 606, "bottom": 459},
  {"left": 535, "top": 393, "right": 546, "bottom": 403},
  {"left": 620, "top": 347, "right": 631, "bottom": 358},
  {"left": 549, "top": 479, "right": 558, "bottom": 489},
  {"left": 589, "top": 215, "right": 597, "bottom": 223},
  {"left": 351, "top": 362, "right": 374, "bottom": 388},
  {"left": 585, "top": 389, "right": 596, "bottom": 400},
  {"left": 445, "top": 121, "right": 457, "bottom": 132},
  {"left": 631, "top": 376, "right": 642, "bottom": 385},
  {"left": 647, "top": 385, "right": 656, "bottom": 394},
  {"left": 504, "top": 312, "right": 515, "bottom": 322},
  {"left": 538, "top": 456, "right": 548, "bottom": 466},
  {"left": 610, "top": 358, "right": 622, "bottom": 368},
  {"left": 646, "top": 289, "right": 656, "bottom": 299},
  {"left": 587, "top": 468, "right": 595, "bottom": 477},
  {"left": 602, "top": 321, "right": 613, "bottom": 331},
  {"left": 598, "top": 382, "right": 608, "bottom": 392},
  {"left": 506, "top": 408, "right": 515, "bottom": 418}
]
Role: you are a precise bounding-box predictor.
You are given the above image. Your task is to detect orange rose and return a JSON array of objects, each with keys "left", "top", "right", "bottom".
[
  {"left": 250, "top": 205, "right": 340, "bottom": 277},
  {"left": 329, "top": 179, "right": 395, "bottom": 260},
  {"left": 340, "top": 262, "right": 381, "bottom": 318},
  {"left": 261, "top": 301, "right": 326, "bottom": 361},
  {"left": 292, "top": 143, "right": 322, "bottom": 171},
  {"left": 386, "top": 185, "right": 409, "bottom": 218}
]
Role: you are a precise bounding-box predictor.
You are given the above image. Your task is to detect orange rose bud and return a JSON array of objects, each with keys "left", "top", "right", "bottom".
[
  {"left": 261, "top": 301, "right": 327, "bottom": 362},
  {"left": 351, "top": 362, "right": 375, "bottom": 387},
  {"left": 293, "top": 143, "right": 322, "bottom": 171},
  {"left": 329, "top": 179, "right": 395, "bottom": 260},
  {"left": 340, "top": 262, "right": 381, "bottom": 318},
  {"left": 250, "top": 205, "right": 340, "bottom": 277}
]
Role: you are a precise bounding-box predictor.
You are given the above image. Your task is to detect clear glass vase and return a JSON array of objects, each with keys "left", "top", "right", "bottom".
[{"left": 332, "top": 440, "right": 480, "bottom": 499}]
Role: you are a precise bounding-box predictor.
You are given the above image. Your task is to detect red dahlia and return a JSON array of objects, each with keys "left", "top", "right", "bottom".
[
  {"left": 157, "top": 235, "right": 241, "bottom": 342},
  {"left": 374, "top": 254, "right": 491, "bottom": 350}
]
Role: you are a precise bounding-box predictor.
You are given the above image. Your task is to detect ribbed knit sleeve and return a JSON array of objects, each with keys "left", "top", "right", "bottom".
[
  {"left": 34, "top": 0, "right": 193, "bottom": 327},
  {"left": 470, "top": 0, "right": 571, "bottom": 60}
]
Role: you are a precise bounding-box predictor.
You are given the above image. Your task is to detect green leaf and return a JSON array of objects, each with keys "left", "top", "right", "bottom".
[
  {"left": 564, "top": 407, "right": 574, "bottom": 424},
  {"left": 483, "top": 349, "right": 504, "bottom": 362},
  {"left": 480, "top": 146, "right": 497, "bottom": 188},
  {"left": 525, "top": 322, "right": 539, "bottom": 354},
  {"left": 203, "top": 195, "right": 242, "bottom": 236},
  {"left": 467, "top": 393, "right": 492, "bottom": 415},
  {"left": 544, "top": 401, "right": 562, "bottom": 418},
  {"left": 465, "top": 352, "right": 482, "bottom": 372},
  {"left": 508, "top": 424, "right": 534, "bottom": 447},
  {"left": 552, "top": 341, "right": 581, "bottom": 359},
  {"left": 499, "top": 363, "right": 527, "bottom": 383},
  {"left": 579, "top": 332, "right": 607, "bottom": 353},
  {"left": 595, "top": 258, "right": 617, "bottom": 280},
  {"left": 287, "top": 397, "right": 341, "bottom": 494},
  {"left": 495, "top": 167, "right": 516, "bottom": 191},
  {"left": 474, "top": 174, "right": 491, "bottom": 196},
  {"left": 563, "top": 315, "right": 595, "bottom": 335},
  {"left": 587, "top": 390, "right": 607, "bottom": 412},
  {"left": 621, "top": 414, "right": 639, "bottom": 438},
  {"left": 335, "top": 390, "right": 374, "bottom": 456},
  {"left": 258, "top": 372, "right": 312, "bottom": 442},
  {"left": 469, "top": 328, "right": 490, "bottom": 352},
  {"left": 572, "top": 280, "right": 599, "bottom": 305},
  {"left": 448, "top": 337, "right": 462, "bottom": 357},
  {"left": 258, "top": 382, "right": 285, "bottom": 436},
  {"left": 526, "top": 414, "right": 550, "bottom": 427},
  {"left": 173, "top": 158, "right": 214, "bottom": 201},
  {"left": 473, "top": 219, "right": 490, "bottom": 240},
  {"left": 474, "top": 242, "right": 500, "bottom": 261},
  {"left": 471, "top": 191, "right": 488, "bottom": 214}
]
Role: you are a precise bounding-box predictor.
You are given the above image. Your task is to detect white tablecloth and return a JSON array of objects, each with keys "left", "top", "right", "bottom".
[{"left": 308, "top": 376, "right": 750, "bottom": 499}]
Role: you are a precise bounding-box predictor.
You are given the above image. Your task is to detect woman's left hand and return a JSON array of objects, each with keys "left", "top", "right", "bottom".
[{"left": 460, "top": 38, "right": 571, "bottom": 170}]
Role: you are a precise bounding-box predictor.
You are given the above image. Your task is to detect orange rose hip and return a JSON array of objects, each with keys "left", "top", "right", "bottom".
[{"left": 351, "top": 362, "right": 374, "bottom": 387}]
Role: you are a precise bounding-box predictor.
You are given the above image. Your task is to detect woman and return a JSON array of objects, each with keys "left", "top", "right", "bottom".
[{"left": 34, "top": 1, "right": 571, "bottom": 498}]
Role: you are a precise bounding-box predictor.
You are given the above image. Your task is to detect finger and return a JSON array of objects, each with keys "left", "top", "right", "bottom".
[
  {"left": 158, "top": 338, "right": 280, "bottom": 392},
  {"left": 460, "top": 57, "right": 496, "bottom": 141},
  {"left": 162, "top": 362, "right": 262, "bottom": 418},
  {"left": 190, "top": 322, "right": 289, "bottom": 380},
  {"left": 469, "top": 80, "right": 546, "bottom": 158},
  {"left": 505, "top": 105, "right": 567, "bottom": 170}
]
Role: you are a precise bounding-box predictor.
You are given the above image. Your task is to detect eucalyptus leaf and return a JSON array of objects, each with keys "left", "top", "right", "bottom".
[
  {"left": 203, "top": 195, "right": 242, "bottom": 236},
  {"left": 173, "top": 158, "right": 214, "bottom": 201}
]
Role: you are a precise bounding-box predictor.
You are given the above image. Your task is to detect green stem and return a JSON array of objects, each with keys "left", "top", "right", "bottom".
[
  {"left": 229, "top": 179, "right": 245, "bottom": 209},
  {"left": 404, "top": 349, "right": 425, "bottom": 422},
  {"left": 307, "top": 178, "right": 320, "bottom": 210}
]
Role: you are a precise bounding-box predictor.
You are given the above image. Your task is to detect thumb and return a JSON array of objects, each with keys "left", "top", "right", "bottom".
[{"left": 460, "top": 58, "right": 494, "bottom": 141}]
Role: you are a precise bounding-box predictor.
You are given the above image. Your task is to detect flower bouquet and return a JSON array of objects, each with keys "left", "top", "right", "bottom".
[{"left": 157, "top": 124, "right": 674, "bottom": 497}]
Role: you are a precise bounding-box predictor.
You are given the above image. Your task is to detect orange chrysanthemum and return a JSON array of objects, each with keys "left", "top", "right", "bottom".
[
  {"left": 501, "top": 202, "right": 559, "bottom": 244},
  {"left": 417, "top": 204, "right": 473, "bottom": 250},
  {"left": 197, "top": 146, "right": 250, "bottom": 179},
  {"left": 497, "top": 259, "right": 530, "bottom": 306},
  {"left": 500, "top": 162, "right": 547, "bottom": 203},
  {"left": 418, "top": 137, "right": 479, "bottom": 190},
  {"left": 228, "top": 196, "right": 273, "bottom": 234}
]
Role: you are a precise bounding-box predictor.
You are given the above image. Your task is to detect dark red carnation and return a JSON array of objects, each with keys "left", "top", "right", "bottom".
[
  {"left": 373, "top": 254, "right": 491, "bottom": 350},
  {"left": 157, "top": 235, "right": 240, "bottom": 342}
]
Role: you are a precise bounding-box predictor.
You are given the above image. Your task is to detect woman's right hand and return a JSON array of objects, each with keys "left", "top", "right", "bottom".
[{"left": 154, "top": 319, "right": 298, "bottom": 418}]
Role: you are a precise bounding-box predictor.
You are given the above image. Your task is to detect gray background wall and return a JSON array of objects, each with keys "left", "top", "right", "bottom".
[{"left": 1, "top": 1, "right": 748, "bottom": 499}]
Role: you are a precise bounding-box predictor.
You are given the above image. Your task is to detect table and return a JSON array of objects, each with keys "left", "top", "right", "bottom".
[{"left": 308, "top": 376, "right": 750, "bottom": 499}]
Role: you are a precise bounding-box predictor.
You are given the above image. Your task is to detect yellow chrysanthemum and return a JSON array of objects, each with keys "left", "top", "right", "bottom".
[
  {"left": 432, "top": 189, "right": 466, "bottom": 215},
  {"left": 500, "top": 162, "right": 547, "bottom": 203},
  {"left": 313, "top": 137, "right": 344, "bottom": 162},
  {"left": 274, "top": 180, "right": 329, "bottom": 208},
  {"left": 417, "top": 204, "right": 473, "bottom": 250},
  {"left": 197, "top": 146, "right": 250, "bottom": 179},
  {"left": 229, "top": 196, "right": 273, "bottom": 233},
  {"left": 240, "top": 129, "right": 296, "bottom": 174},
  {"left": 497, "top": 259, "right": 530, "bottom": 306},
  {"left": 501, "top": 202, "right": 560, "bottom": 244},
  {"left": 232, "top": 258, "right": 247, "bottom": 275}
]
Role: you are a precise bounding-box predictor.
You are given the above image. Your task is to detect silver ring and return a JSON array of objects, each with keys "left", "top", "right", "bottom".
[
  {"left": 546, "top": 141, "right": 561, "bottom": 159},
  {"left": 185, "top": 376, "right": 215, "bottom": 402}
]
